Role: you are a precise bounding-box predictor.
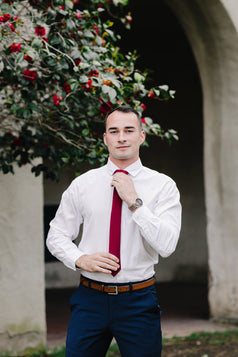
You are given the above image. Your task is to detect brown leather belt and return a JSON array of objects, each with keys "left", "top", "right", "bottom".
[{"left": 80, "top": 276, "right": 155, "bottom": 295}]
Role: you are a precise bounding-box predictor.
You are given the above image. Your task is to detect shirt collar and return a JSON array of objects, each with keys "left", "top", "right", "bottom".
[{"left": 107, "top": 158, "right": 143, "bottom": 177}]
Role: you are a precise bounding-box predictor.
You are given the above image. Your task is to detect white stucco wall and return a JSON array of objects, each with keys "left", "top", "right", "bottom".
[
  {"left": 0, "top": 165, "right": 46, "bottom": 354},
  {"left": 165, "top": 0, "right": 238, "bottom": 321}
]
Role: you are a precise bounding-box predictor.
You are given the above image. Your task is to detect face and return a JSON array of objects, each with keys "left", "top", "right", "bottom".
[{"left": 103, "top": 111, "right": 145, "bottom": 168}]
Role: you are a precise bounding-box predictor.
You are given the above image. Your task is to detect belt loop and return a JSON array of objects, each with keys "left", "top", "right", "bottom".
[
  {"left": 129, "top": 282, "right": 133, "bottom": 293},
  {"left": 101, "top": 284, "right": 104, "bottom": 293}
]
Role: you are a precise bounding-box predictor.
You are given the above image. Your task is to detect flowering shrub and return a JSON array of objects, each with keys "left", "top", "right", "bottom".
[{"left": 0, "top": 0, "right": 177, "bottom": 180}]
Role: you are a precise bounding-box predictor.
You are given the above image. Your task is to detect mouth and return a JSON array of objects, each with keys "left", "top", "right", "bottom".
[{"left": 116, "top": 145, "right": 130, "bottom": 149}]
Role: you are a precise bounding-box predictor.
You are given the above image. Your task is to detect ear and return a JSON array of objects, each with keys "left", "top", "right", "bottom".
[
  {"left": 140, "top": 130, "right": 146, "bottom": 145},
  {"left": 103, "top": 132, "right": 108, "bottom": 147}
]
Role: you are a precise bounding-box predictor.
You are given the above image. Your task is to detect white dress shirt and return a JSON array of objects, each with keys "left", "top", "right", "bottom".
[{"left": 46, "top": 159, "right": 182, "bottom": 283}]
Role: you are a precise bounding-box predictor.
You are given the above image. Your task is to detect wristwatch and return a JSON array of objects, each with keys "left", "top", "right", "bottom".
[{"left": 128, "top": 198, "right": 143, "bottom": 211}]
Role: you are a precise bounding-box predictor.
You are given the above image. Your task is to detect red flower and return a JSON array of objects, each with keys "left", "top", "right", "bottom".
[
  {"left": 141, "top": 103, "right": 146, "bottom": 111},
  {"left": 29, "top": 0, "right": 39, "bottom": 5},
  {"left": 23, "top": 70, "right": 37, "bottom": 82},
  {"left": 42, "top": 37, "right": 48, "bottom": 42},
  {"left": 59, "top": 5, "right": 65, "bottom": 10},
  {"left": 10, "top": 43, "right": 22, "bottom": 53},
  {"left": 75, "top": 58, "right": 81, "bottom": 66},
  {"left": 82, "top": 79, "right": 93, "bottom": 92},
  {"left": 75, "top": 12, "right": 82, "bottom": 19},
  {"left": 35, "top": 26, "right": 46, "bottom": 37},
  {"left": 13, "top": 137, "right": 22, "bottom": 146},
  {"left": 9, "top": 23, "right": 15, "bottom": 32},
  {"left": 87, "top": 79, "right": 93, "bottom": 88},
  {"left": 13, "top": 16, "right": 19, "bottom": 21},
  {"left": 148, "top": 91, "right": 156, "bottom": 98},
  {"left": 63, "top": 81, "right": 71, "bottom": 93},
  {"left": 24, "top": 55, "right": 33, "bottom": 62},
  {"left": 141, "top": 118, "right": 146, "bottom": 124},
  {"left": 92, "top": 25, "right": 99, "bottom": 35},
  {"left": 53, "top": 94, "right": 63, "bottom": 106},
  {"left": 0, "top": 14, "right": 11, "bottom": 22},
  {"left": 89, "top": 70, "right": 99, "bottom": 77},
  {"left": 125, "top": 14, "right": 132, "bottom": 24},
  {"left": 99, "top": 99, "right": 113, "bottom": 114}
]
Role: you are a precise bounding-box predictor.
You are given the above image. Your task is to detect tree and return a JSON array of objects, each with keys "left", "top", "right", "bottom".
[{"left": 0, "top": 0, "right": 177, "bottom": 180}]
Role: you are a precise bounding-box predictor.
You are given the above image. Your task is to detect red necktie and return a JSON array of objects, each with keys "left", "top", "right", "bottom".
[{"left": 109, "top": 169, "right": 128, "bottom": 276}]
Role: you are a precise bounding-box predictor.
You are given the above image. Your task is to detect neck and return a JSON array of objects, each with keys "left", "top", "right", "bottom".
[{"left": 109, "top": 156, "right": 139, "bottom": 169}]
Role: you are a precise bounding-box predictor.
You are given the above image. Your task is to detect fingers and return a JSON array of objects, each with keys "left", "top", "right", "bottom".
[
  {"left": 76, "top": 252, "right": 120, "bottom": 274},
  {"left": 112, "top": 172, "right": 131, "bottom": 186},
  {"left": 111, "top": 174, "right": 137, "bottom": 205},
  {"left": 97, "top": 254, "right": 119, "bottom": 272}
]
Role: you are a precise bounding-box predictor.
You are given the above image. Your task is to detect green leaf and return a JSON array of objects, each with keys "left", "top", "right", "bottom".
[
  {"left": 65, "top": 0, "right": 74, "bottom": 9},
  {"left": 154, "top": 89, "right": 160, "bottom": 96},
  {"left": 82, "top": 128, "right": 89, "bottom": 136},
  {"left": 31, "top": 38, "right": 42, "bottom": 49},
  {"left": 70, "top": 49, "right": 81, "bottom": 59},
  {"left": 28, "top": 102, "right": 42, "bottom": 113},
  {"left": 0, "top": 60, "right": 3, "bottom": 72},
  {"left": 80, "top": 75, "right": 88, "bottom": 83},
  {"left": 83, "top": 30, "right": 94, "bottom": 38},
  {"left": 66, "top": 19, "right": 75, "bottom": 31},
  {"left": 169, "top": 90, "right": 176, "bottom": 98},
  {"left": 134, "top": 72, "right": 145, "bottom": 82},
  {"left": 108, "top": 87, "right": 117, "bottom": 101},
  {"left": 159, "top": 85, "right": 169, "bottom": 91},
  {"left": 26, "top": 50, "right": 38, "bottom": 60},
  {"left": 16, "top": 52, "right": 24, "bottom": 64},
  {"left": 67, "top": 79, "right": 79, "bottom": 91},
  {"left": 61, "top": 157, "right": 70, "bottom": 163},
  {"left": 113, "top": 0, "right": 129, "bottom": 6}
]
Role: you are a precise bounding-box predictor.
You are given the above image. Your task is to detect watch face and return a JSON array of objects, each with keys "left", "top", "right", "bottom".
[{"left": 136, "top": 198, "right": 143, "bottom": 206}]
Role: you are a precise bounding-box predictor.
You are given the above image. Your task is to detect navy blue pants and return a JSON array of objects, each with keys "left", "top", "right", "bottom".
[{"left": 66, "top": 279, "right": 162, "bottom": 357}]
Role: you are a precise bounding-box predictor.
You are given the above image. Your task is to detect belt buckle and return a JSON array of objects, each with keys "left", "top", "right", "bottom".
[{"left": 108, "top": 285, "right": 118, "bottom": 295}]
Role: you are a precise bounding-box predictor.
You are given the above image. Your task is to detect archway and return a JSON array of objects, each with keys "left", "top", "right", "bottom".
[
  {"left": 117, "top": 0, "right": 238, "bottom": 321},
  {"left": 163, "top": 0, "right": 238, "bottom": 320},
  {"left": 117, "top": 0, "right": 207, "bottom": 316}
]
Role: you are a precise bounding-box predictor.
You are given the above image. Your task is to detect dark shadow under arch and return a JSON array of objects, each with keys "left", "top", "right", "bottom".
[{"left": 117, "top": 0, "right": 207, "bottom": 285}]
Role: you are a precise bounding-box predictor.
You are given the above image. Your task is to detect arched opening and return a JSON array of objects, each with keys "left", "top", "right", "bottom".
[
  {"left": 116, "top": 0, "right": 208, "bottom": 316},
  {"left": 163, "top": 0, "right": 238, "bottom": 321}
]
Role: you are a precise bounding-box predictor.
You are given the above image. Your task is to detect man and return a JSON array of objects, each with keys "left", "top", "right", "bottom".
[{"left": 46, "top": 105, "right": 181, "bottom": 357}]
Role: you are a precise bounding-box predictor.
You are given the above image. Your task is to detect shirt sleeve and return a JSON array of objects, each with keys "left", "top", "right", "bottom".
[
  {"left": 46, "top": 182, "right": 85, "bottom": 270},
  {"left": 132, "top": 179, "right": 182, "bottom": 257}
]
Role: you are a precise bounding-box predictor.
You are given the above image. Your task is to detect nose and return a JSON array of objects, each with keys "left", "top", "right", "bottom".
[{"left": 118, "top": 130, "right": 126, "bottom": 142}]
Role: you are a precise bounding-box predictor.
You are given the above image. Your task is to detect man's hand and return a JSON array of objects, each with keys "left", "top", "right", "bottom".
[
  {"left": 75, "top": 252, "right": 120, "bottom": 274},
  {"left": 111, "top": 172, "right": 138, "bottom": 207}
]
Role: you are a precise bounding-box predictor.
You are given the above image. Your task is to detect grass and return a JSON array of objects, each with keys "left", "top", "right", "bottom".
[
  {"left": 162, "top": 329, "right": 238, "bottom": 345},
  {"left": 1, "top": 330, "right": 238, "bottom": 357}
]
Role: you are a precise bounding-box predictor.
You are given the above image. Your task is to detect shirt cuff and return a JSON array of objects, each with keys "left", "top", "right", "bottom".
[{"left": 66, "top": 250, "right": 85, "bottom": 271}]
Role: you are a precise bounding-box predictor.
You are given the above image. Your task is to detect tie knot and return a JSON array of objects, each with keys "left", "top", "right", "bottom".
[{"left": 114, "top": 169, "right": 128, "bottom": 175}]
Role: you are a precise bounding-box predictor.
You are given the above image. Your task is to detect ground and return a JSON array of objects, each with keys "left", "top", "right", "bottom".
[
  {"left": 46, "top": 283, "right": 238, "bottom": 357},
  {"left": 106, "top": 330, "right": 238, "bottom": 357}
]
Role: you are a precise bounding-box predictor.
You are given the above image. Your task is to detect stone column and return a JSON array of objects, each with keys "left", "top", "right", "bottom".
[{"left": 0, "top": 165, "right": 46, "bottom": 354}]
